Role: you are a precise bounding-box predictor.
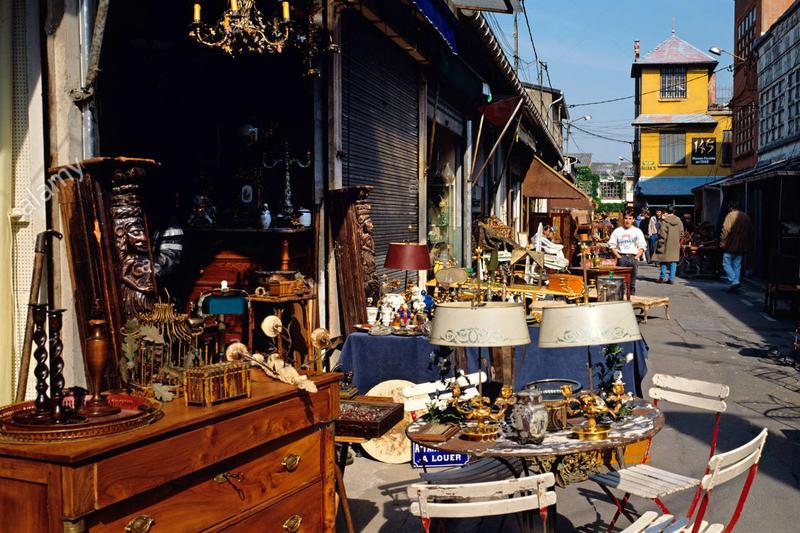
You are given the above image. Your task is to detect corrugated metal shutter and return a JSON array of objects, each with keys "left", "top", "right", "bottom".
[{"left": 342, "top": 14, "right": 419, "bottom": 280}]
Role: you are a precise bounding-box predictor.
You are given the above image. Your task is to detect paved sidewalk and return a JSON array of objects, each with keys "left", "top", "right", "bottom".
[{"left": 337, "top": 265, "right": 800, "bottom": 532}]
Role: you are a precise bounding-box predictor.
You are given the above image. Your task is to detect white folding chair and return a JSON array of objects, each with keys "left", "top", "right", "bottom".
[
  {"left": 590, "top": 374, "right": 730, "bottom": 531},
  {"left": 407, "top": 473, "right": 557, "bottom": 533},
  {"left": 620, "top": 427, "right": 768, "bottom": 533}
]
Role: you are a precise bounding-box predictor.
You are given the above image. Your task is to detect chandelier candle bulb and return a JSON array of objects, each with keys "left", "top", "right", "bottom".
[
  {"left": 230, "top": 0, "right": 239, "bottom": 13},
  {"left": 282, "top": 1, "right": 290, "bottom": 21},
  {"left": 193, "top": 3, "right": 201, "bottom": 23}
]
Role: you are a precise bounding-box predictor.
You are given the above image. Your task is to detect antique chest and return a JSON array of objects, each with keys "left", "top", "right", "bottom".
[{"left": 0, "top": 372, "right": 340, "bottom": 532}]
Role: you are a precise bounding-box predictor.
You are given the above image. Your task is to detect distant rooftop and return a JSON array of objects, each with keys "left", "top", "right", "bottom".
[
  {"left": 565, "top": 153, "right": 593, "bottom": 166},
  {"left": 591, "top": 162, "right": 634, "bottom": 177},
  {"left": 632, "top": 33, "right": 717, "bottom": 76}
]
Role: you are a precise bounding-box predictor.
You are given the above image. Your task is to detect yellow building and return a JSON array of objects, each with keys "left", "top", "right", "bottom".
[{"left": 631, "top": 32, "right": 733, "bottom": 208}]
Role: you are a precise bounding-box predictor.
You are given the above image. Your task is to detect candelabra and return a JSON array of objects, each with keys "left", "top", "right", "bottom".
[
  {"left": 190, "top": 0, "right": 292, "bottom": 56},
  {"left": 264, "top": 141, "right": 311, "bottom": 222}
]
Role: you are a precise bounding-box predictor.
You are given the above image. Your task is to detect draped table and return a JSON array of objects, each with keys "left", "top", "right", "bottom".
[{"left": 339, "top": 326, "right": 648, "bottom": 395}]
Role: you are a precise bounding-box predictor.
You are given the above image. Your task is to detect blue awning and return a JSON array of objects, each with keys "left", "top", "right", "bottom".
[
  {"left": 636, "top": 176, "right": 720, "bottom": 196},
  {"left": 411, "top": 0, "right": 459, "bottom": 54}
]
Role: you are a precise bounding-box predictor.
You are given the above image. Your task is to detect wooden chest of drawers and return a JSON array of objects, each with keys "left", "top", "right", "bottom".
[{"left": 0, "top": 372, "right": 340, "bottom": 532}]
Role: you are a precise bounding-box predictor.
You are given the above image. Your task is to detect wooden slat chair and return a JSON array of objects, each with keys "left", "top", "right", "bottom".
[
  {"left": 407, "top": 473, "right": 557, "bottom": 533},
  {"left": 619, "top": 428, "right": 768, "bottom": 533},
  {"left": 590, "top": 374, "right": 730, "bottom": 531}
]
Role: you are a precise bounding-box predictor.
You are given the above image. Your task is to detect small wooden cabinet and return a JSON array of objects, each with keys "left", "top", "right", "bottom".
[{"left": 0, "top": 373, "right": 340, "bottom": 532}]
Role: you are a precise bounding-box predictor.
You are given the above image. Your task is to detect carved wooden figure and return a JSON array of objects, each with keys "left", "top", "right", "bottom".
[{"left": 53, "top": 157, "right": 160, "bottom": 391}]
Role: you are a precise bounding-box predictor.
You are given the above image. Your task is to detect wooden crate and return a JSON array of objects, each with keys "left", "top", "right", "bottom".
[
  {"left": 184, "top": 361, "right": 252, "bottom": 407},
  {"left": 336, "top": 400, "right": 404, "bottom": 439}
]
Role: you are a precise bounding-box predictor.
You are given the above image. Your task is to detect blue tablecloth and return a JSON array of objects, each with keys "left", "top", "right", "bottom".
[{"left": 339, "top": 326, "right": 648, "bottom": 396}]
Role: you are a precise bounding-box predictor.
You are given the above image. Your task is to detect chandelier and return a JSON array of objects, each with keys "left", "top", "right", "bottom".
[{"left": 191, "top": 0, "right": 293, "bottom": 56}]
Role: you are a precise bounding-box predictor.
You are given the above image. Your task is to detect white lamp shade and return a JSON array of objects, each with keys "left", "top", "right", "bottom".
[
  {"left": 537, "top": 301, "right": 642, "bottom": 348},
  {"left": 430, "top": 302, "right": 531, "bottom": 347}
]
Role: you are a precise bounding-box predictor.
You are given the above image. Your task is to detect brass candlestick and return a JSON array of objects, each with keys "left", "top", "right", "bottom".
[
  {"left": 450, "top": 384, "right": 515, "bottom": 442},
  {"left": 80, "top": 319, "right": 121, "bottom": 418}
]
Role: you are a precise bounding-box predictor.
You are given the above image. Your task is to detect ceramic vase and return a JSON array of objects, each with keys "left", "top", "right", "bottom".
[
  {"left": 260, "top": 204, "right": 272, "bottom": 229},
  {"left": 510, "top": 388, "right": 548, "bottom": 445}
]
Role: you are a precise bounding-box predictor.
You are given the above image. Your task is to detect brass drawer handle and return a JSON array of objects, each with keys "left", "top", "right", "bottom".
[
  {"left": 283, "top": 514, "right": 303, "bottom": 532},
  {"left": 281, "top": 453, "right": 301, "bottom": 472},
  {"left": 213, "top": 471, "right": 245, "bottom": 500},
  {"left": 124, "top": 515, "right": 155, "bottom": 533}
]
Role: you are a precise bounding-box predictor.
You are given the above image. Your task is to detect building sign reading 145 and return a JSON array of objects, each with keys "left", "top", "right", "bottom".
[{"left": 691, "top": 137, "right": 716, "bottom": 165}]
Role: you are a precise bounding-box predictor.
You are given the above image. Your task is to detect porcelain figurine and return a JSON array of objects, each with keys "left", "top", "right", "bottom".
[{"left": 260, "top": 203, "right": 272, "bottom": 229}]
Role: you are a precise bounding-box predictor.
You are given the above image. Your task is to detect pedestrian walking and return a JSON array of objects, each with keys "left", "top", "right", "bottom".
[
  {"left": 647, "top": 208, "right": 663, "bottom": 262},
  {"left": 652, "top": 205, "right": 683, "bottom": 283},
  {"left": 608, "top": 208, "right": 647, "bottom": 294},
  {"left": 639, "top": 208, "right": 651, "bottom": 261},
  {"left": 720, "top": 200, "right": 752, "bottom": 292}
]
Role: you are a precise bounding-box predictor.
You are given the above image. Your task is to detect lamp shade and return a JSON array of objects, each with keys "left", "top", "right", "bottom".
[
  {"left": 384, "top": 243, "right": 431, "bottom": 271},
  {"left": 430, "top": 302, "right": 531, "bottom": 347},
  {"left": 537, "top": 301, "right": 641, "bottom": 348}
]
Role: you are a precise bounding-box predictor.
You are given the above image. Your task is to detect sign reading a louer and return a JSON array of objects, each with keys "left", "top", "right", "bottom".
[{"left": 411, "top": 442, "right": 470, "bottom": 468}]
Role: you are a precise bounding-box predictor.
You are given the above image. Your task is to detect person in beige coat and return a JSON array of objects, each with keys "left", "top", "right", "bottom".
[
  {"left": 720, "top": 200, "right": 752, "bottom": 292},
  {"left": 652, "top": 205, "right": 684, "bottom": 283}
]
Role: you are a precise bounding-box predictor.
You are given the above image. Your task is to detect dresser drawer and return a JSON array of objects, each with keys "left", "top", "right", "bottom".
[
  {"left": 89, "top": 430, "right": 322, "bottom": 532},
  {"left": 213, "top": 480, "right": 324, "bottom": 532},
  {"left": 95, "top": 391, "right": 332, "bottom": 507}
]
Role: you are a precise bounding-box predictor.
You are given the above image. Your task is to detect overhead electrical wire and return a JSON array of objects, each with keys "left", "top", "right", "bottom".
[
  {"left": 570, "top": 123, "right": 634, "bottom": 144},
  {"left": 569, "top": 64, "right": 733, "bottom": 108}
]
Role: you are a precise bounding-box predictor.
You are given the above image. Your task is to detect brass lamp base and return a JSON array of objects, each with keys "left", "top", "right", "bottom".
[
  {"left": 460, "top": 421, "right": 502, "bottom": 441},
  {"left": 572, "top": 422, "right": 611, "bottom": 441}
]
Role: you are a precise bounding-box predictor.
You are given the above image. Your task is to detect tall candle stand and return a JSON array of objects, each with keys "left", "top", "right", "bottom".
[
  {"left": 263, "top": 141, "right": 311, "bottom": 224},
  {"left": 48, "top": 309, "right": 67, "bottom": 422},
  {"left": 11, "top": 305, "right": 51, "bottom": 425}
]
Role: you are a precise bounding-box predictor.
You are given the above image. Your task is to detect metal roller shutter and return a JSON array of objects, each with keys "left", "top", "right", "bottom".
[{"left": 342, "top": 14, "right": 420, "bottom": 281}]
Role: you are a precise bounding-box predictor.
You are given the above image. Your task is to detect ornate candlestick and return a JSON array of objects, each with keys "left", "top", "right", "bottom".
[
  {"left": 11, "top": 304, "right": 51, "bottom": 424},
  {"left": 80, "top": 319, "right": 121, "bottom": 417},
  {"left": 48, "top": 309, "right": 67, "bottom": 422},
  {"left": 264, "top": 141, "right": 311, "bottom": 222}
]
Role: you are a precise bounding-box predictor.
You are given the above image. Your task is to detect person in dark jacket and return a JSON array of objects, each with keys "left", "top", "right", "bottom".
[
  {"left": 652, "top": 205, "right": 684, "bottom": 283},
  {"left": 720, "top": 200, "right": 752, "bottom": 292}
]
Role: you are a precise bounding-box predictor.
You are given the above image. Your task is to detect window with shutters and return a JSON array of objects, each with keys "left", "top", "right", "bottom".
[
  {"left": 659, "top": 132, "right": 686, "bottom": 165},
  {"left": 660, "top": 67, "right": 687, "bottom": 99}
]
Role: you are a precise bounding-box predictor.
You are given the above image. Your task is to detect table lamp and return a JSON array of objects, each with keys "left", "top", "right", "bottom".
[
  {"left": 430, "top": 302, "right": 530, "bottom": 440},
  {"left": 538, "top": 301, "right": 641, "bottom": 440},
  {"left": 384, "top": 242, "right": 431, "bottom": 292}
]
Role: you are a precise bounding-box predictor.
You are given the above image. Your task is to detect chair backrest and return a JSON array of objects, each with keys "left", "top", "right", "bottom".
[
  {"left": 691, "top": 428, "right": 768, "bottom": 533},
  {"left": 649, "top": 373, "right": 730, "bottom": 413},
  {"left": 402, "top": 372, "right": 487, "bottom": 412},
  {"left": 407, "top": 473, "right": 556, "bottom": 520}
]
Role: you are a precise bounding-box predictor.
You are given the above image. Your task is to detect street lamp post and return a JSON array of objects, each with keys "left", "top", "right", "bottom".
[
  {"left": 563, "top": 115, "right": 591, "bottom": 152},
  {"left": 708, "top": 46, "right": 746, "bottom": 62}
]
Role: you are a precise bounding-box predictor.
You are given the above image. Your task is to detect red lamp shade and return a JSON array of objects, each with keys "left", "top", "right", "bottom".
[{"left": 384, "top": 243, "right": 431, "bottom": 271}]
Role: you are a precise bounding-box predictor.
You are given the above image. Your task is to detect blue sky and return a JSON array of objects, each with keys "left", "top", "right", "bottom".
[{"left": 491, "top": 0, "right": 734, "bottom": 162}]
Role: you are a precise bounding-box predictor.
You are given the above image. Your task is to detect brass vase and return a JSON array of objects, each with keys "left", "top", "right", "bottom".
[{"left": 79, "top": 319, "right": 121, "bottom": 417}]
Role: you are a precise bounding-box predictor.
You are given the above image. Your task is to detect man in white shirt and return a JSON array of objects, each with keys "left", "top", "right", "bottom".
[{"left": 608, "top": 208, "right": 647, "bottom": 294}]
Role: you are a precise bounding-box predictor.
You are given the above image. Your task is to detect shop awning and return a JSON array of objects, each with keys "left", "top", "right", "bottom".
[
  {"left": 637, "top": 176, "right": 719, "bottom": 196},
  {"left": 693, "top": 156, "right": 800, "bottom": 191},
  {"left": 522, "top": 155, "right": 593, "bottom": 210},
  {"left": 411, "top": 0, "right": 459, "bottom": 54}
]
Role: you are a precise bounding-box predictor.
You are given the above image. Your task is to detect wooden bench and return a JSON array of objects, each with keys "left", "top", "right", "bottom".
[{"left": 630, "top": 295, "right": 670, "bottom": 323}]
